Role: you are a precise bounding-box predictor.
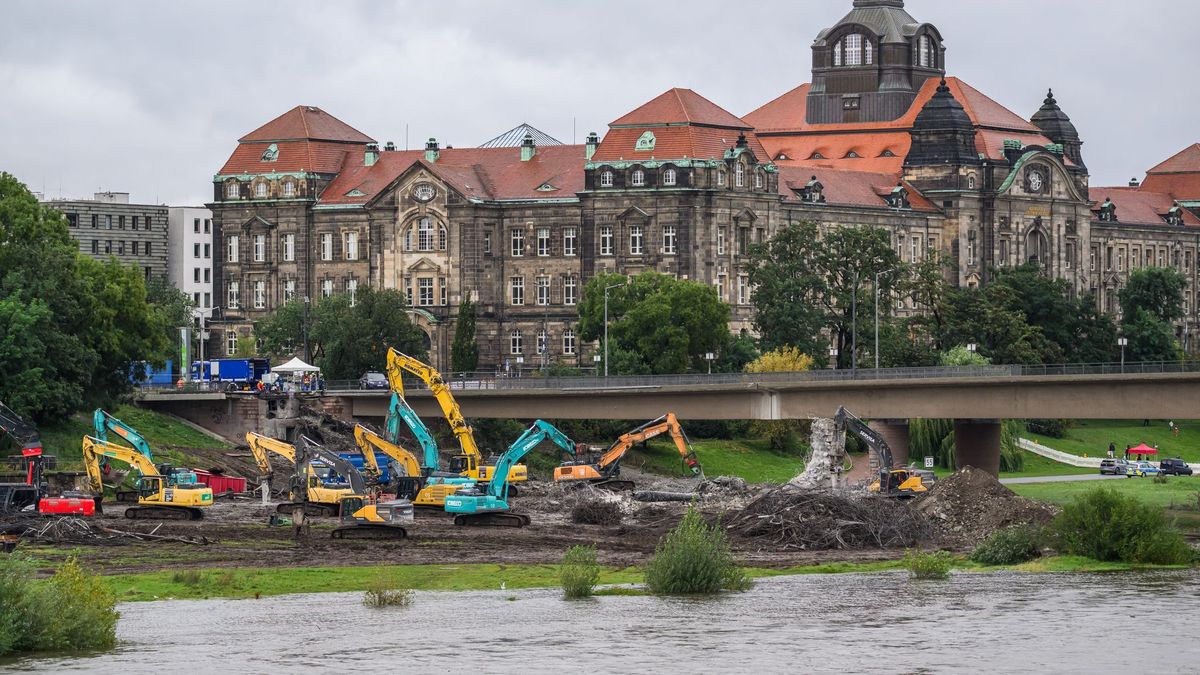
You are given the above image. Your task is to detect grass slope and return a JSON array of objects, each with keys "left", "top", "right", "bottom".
[
  {"left": 1027, "top": 419, "right": 1200, "bottom": 463},
  {"left": 38, "top": 404, "right": 230, "bottom": 468},
  {"left": 628, "top": 438, "right": 804, "bottom": 484},
  {"left": 1009, "top": 476, "right": 1200, "bottom": 509}
]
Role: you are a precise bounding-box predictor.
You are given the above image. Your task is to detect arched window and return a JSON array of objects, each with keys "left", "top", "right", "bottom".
[
  {"left": 417, "top": 217, "right": 435, "bottom": 251},
  {"left": 631, "top": 169, "right": 645, "bottom": 187},
  {"left": 600, "top": 170, "right": 614, "bottom": 187},
  {"left": 438, "top": 225, "right": 448, "bottom": 251},
  {"left": 918, "top": 35, "right": 934, "bottom": 68},
  {"left": 254, "top": 181, "right": 267, "bottom": 198},
  {"left": 282, "top": 180, "right": 295, "bottom": 198},
  {"left": 845, "top": 33, "right": 863, "bottom": 66},
  {"left": 226, "top": 182, "right": 240, "bottom": 199},
  {"left": 717, "top": 170, "right": 727, "bottom": 187},
  {"left": 735, "top": 163, "right": 745, "bottom": 187},
  {"left": 968, "top": 173, "right": 977, "bottom": 190},
  {"left": 754, "top": 172, "right": 764, "bottom": 189},
  {"left": 864, "top": 41, "right": 873, "bottom": 65},
  {"left": 663, "top": 168, "right": 677, "bottom": 186}
]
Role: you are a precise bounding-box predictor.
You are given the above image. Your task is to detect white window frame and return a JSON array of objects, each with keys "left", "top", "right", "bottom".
[
  {"left": 564, "top": 276, "right": 577, "bottom": 306},
  {"left": 845, "top": 33, "right": 863, "bottom": 66},
  {"left": 717, "top": 227, "right": 726, "bottom": 255},
  {"left": 347, "top": 278, "right": 358, "bottom": 306},
  {"left": 510, "top": 276, "right": 525, "bottom": 306},
  {"left": 284, "top": 279, "right": 296, "bottom": 303},
  {"left": 663, "top": 168, "right": 677, "bottom": 187},
  {"left": 563, "top": 227, "right": 577, "bottom": 256},
  {"left": 630, "top": 225, "right": 644, "bottom": 255},
  {"left": 510, "top": 330, "right": 523, "bottom": 355},
  {"left": 563, "top": 329, "right": 576, "bottom": 355},
  {"left": 735, "top": 163, "right": 745, "bottom": 188},
  {"left": 536, "top": 330, "right": 547, "bottom": 355},
  {"left": 716, "top": 273, "right": 727, "bottom": 302},
  {"left": 755, "top": 172, "right": 764, "bottom": 189},
  {"left": 254, "top": 181, "right": 267, "bottom": 199},
  {"left": 631, "top": 169, "right": 645, "bottom": 187},
  {"left": 321, "top": 279, "right": 333, "bottom": 298},
  {"left": 283, "top": 180, "right": 295, "bottom": 198},
  {"left": 536, "top": 276, "right": 550, "bottom": 306},
  {"left": 226, "top": 330, "right": 238, "bottom": 356},
  {"left": 600, "top": 226, "right": 613, "bottom": 256},
  {"left": 600, "top": 171, "right": 614, "bottom": 188},
  {"left": 511, "top": 229, "right": 524, "bottom": 257},
  {"left": 663, "top": 226, "right": 677, "bottom": 255},
  {"left": 227, "top": 235, "right": 239, "bottom": 263},
  {"left": 537, "top": 228, "right": 551, "bottom": 257},
  {"left": 717, "top": 170, "right": 726, "bottom": 187},
  {"left": 418, "top": 278, "right": 434, "bottom": 307},
  {"left": 227, "top": 280, "right": 240, "bottom": 309},
  {"left": 253, "top": 234, "right": 266, "bottom": 262},
  {"left": 321, "top": 233, "right": 333, "bottom": 261},
  {"left": 737, "top": 274, "right": 749, "bottom": 305},
  {"left": 283, "top": 233, "right": 295, "bottom": 262},
  {"left": 226, "top": 182, "right": 240, "bottom": 199},
  {"left": 418, "top": 218, "right": 434, "bottom": 252},
  {"left": 345, "top": 231, "right": 359, "bottom": 261},
  {"left": 253, "top": 280, "right": 265, "bottom": 309},
  {"left": 439, "top": 277, "right": 448, "bottom": 306}
]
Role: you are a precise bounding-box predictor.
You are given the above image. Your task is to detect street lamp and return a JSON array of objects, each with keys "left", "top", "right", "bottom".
[
  {"left": 1118, "top": 337, "right": 1128, "bottom": 373},
  {"left": 592, "top": 354, "right": 602, "bottom": 376},
  {"left": 829, "top": 347, "right": 839, "bottom": 371},
  {"left": 603, "top": 281, "right": 627, "bottom": 378},
  {"left": 192, "top": 306, "right": 220, "bottom": 386},
  {"left": 705, "top": 352, "right": 716, "bottom": 375}
]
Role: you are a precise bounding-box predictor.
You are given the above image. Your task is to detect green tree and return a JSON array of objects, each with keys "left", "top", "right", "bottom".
[
  {"left": 1121, "top": 308, "right": 1177, "bottom": 363},
  {"left": 450, "top": 298, "right": 479, "bottom": 373},
  {"left": 940, "top": 345, "right": 990, "bottom": 366},
  {"left": 712, "top": 330, "right": 760, "bottom": 373},
  {"left": 144, "top": 275, "right": 194, "bottom": 357},
  {"left": 1119, "top": 267, "right": 1186, "bottom": 323},
  {"left": 578, "top": 272, "right": 729, "bottom": 374},
  {"left": 746, "top": 221, "right": 904, "bottom": 368},
  {"left": 936, "top": 286, "right": 1053, "bottom": 365},
  {"left": 256, "top": 288, "right": 426, "bottom": 379}
]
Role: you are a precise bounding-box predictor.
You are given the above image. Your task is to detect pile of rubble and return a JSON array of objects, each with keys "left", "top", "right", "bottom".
[
  {"left": 915, "top": 466, "right": 1058, "bottom": 546},
  {"left": 729, "top": 486, "right": 931, "bottom": 551},
  {"left": 1, "top": 516, "right": 211, "bottom": 546}
]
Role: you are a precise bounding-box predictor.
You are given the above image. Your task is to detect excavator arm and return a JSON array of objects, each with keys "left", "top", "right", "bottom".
[
  {"left": 245, "top": 431, "right": 296, "bottom": 481},
  {"left": 354, "top": 424, "right": 421, "bottom": 479},
  {"left": 81, "top": 436, "right": 162, "bottom": 496},
  {"left": 386, "top": 349, "right": 481, "bottom": 466},
  {"left": 298, "top": 436, "right": 367, "bottom": 496},
  {"left": 0, "top": 401, "right": 41, "bottom": 451},
  {"left": 834, "top": 407, "right": 894, "bottom": 470},
  {"left": 488, "top": 421, "right": 577, "bottom": 500},
  {"left": 385, "top": 392, "right": 441, "bottom": 472},
  {"left": 93, "top": 409, "right": 154, "bottom": 461},
  {"left": 595, "top": 413, "right": 701, "bottom": 475}
]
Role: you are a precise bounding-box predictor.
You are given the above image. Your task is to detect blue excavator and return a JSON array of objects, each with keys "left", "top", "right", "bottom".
[
  {"left": 93, "top": 409, "right": 198, "bottom": 488},
  {"left": 444, "top": 420, "right": 583, "bottom": 528}
]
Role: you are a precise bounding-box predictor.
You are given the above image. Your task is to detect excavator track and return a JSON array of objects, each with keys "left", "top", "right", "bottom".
[
  {"left": 330, "top": 525, "right": 408, "bottom": 540},
  {"left": 275, "top": 502, "right": 339, "bottom": 517},
  {"left": 124, "top": 506, "right": 203, "bottom": 520},
  {"left": 452, "top": 512, "right": 531, "bottom": 528}
]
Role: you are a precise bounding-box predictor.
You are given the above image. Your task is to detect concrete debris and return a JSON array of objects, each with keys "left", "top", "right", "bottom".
[
  {"left": 696, "top": 476, "right": 750, "bottom": 497},
  {"left": 730, "top": 486, "right": 931, "bottom": 551},
  {"left": 914, "top": 466, "right": 1058, "bottom": 546},
  {"left": 788, "top": 418, "right": 846, "bottom": 491}
]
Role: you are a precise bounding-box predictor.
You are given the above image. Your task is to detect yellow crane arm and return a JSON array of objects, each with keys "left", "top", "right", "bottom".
[
  {"left": 81, "top": 435, "right": 161, "bottom": 494},
  {"left": 354, "top": 424, "right": 421, "bottom": 478},
  {"left": 386, "top": 348, "right": 481, "bottom": 462},
  {"left": 245, "top": 431, "right": 296, "bottom": 479}
]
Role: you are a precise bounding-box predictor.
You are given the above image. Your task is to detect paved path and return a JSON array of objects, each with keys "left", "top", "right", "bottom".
[{"left": 1000, "top": 474, "right": 1125, "bottom": 485}]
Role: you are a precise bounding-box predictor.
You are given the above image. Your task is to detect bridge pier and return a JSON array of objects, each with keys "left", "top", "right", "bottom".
[
  {"left": 953, "top": 419, "right": 1002, "bottom": 477},
  {"left": 868, "top": 420, "right": 910, "bottom": 470}
]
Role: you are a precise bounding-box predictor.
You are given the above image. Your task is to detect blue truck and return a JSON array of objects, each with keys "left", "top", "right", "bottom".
[{"left": 190, "top": 358, "right": 271, "bottom": 391}]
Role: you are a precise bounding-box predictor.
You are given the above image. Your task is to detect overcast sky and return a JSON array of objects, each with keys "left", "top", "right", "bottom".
[{"left": 2, "top": 0, "right": 1196, "bottom": 206}]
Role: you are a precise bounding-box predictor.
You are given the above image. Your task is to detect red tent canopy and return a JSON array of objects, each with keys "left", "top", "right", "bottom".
[{"left": 1130, "top": 444, "right": 1158, "bottom": 455}]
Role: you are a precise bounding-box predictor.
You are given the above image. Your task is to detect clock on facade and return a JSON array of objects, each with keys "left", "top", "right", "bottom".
[
  {"left": 413, "top": 183, "right": 437, "bottom": 202},
  {"left": 1027, "top": 169, "right": 1045, "bottom": 193}
]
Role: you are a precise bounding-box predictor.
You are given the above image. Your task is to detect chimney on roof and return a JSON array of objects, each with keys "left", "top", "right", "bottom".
[
  {"left": 384, "top": 141, "right": 396, "bottom": 152},
  {"left": 520, "top": 133, "right": 537, "bottom": 162},
  {"left": 425, "top": 138, "right": 440, "bottom": 163},
  {"left": 585, "top": 132, "right": 600, "bottom": 161},
  {"left": 364, "top": 143, "right": 380, "bottom": 167},
  {"left": 736, "top": 133, "right": 748, "bottom": 149},
  {"left": 1129, "top": 177, "right": 1141, "bottom": 188}
]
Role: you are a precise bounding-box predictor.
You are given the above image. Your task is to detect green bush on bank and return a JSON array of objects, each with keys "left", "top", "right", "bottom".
[
  {"left": 1051, "top": 488, "right": 1194, "bottom": 565},
  {"left": 560, "top": 545, "right": 601, "bottom": 599},
  {"left": 903, "top": 550, "right": 954, "bottom": 579},
  {"left": 970, "top": 526, "right": 1043, "bottom": 566},
  {"left": 644, "top": 507, "right": 751, "bottom": 595},
  {"left": 0, "top": 554, "right": 119, "bottom": 656},
  {"left": 361, "top": 571, "right": 413, "bottom": 608}
]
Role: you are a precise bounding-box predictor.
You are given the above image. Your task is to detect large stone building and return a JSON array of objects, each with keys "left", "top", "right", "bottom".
[
  {"left": 209, "top": 0, "right": 1200, "bottom": 368},
  {"left": 43, "top": 191, "right": 169, "bottom": 280}
]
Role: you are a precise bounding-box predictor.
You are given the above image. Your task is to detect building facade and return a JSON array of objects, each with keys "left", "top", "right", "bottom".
[
  {"left": 167, "top": 207, "right": 215, "bottom": 310},
  {"left": 43, "top": 192, "right": 169, "bottom": 280},
  {"left": 208, "top": 0, "right": 1200, "bottom": 368}
]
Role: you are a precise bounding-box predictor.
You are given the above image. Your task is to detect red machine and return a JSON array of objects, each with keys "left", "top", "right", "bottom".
[{"left": 1, "top": 402, "right": 96, "bottom": 517}]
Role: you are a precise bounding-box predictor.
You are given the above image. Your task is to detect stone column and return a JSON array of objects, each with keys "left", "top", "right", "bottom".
[
  {"left": 953, "top": 419, "right": 1002, "bottom": 477},
  {"left": 868, "top": 419, "right": 911, "bottom": 469}
]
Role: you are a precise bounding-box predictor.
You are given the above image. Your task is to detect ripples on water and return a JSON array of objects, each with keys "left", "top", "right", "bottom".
[{"left": 4, "top": 570, "right": 1199, "bottom": 674}]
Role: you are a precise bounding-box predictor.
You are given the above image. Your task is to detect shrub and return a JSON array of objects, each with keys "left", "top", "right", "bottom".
[
  {"left": 0, "top": 554, "right": 118, "bottom": 657},
  {"left": 1051, "top": 488, "right": 1194, "bottom": 565},
  {"left": 1153, "top": 473, "right": 1169, "bottom": 485},
  {"left": 903, "top": 550, "right": 954, "bottom": 579},
  {"left": 172, "top": 569, "right": 204, "bottom": 586},
  {"left": 362, "top": 572, "right": 413, "bottom": 608},
  {"left": 560, "top": 545, "right": 601, "bottom": 599},
  {"left": 1026, "top": 419, "right": 1071, "bottom": 438},
  {"left": 970, "top": 526, "right": 1042, "bottom": 566},
  {"left": 644, "top": 507, "right": 751, "bottom": 595}
]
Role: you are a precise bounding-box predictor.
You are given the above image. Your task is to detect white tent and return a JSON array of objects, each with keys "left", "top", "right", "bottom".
[{"left": 272, "top": 357, "right": 320, "bottom": 373}]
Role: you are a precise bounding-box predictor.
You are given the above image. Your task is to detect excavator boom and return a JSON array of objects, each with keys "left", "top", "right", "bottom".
[
  {"left": 386, "top": 349, "right": 481, "bottom": 465},
  {"left": 834, "top": 407, "right": 927, "bottom": 498},
  {"left": 81, "top": 436, "right": 212, "bottom": 518},
  {"left": 354, "top": 424, "right": 421, "bottom": 479},
  {"left": 385, "top": 393, "right": 441, "bottom": 472}
]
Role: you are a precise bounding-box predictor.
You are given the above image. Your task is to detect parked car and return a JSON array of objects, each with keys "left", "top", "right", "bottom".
[
  {"left": 1159, "top": 458, "right": 1194, "bottom": 476},
  {"left": 359, "top": 371, "right": 389, "bottom": 390},
  {"left": 1100, "top": 459, "right": 1128, "bottom": 476},
  {"left": 1127, "top": 461, "right": 1160, "bottom": 478},
  {"left": 1125, "top": 462, "right": 1147, "bottom": 478}
]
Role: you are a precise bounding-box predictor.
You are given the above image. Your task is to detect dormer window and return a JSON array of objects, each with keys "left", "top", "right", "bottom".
[
  {"left": 600, "top": 170, "right": 614, "bottom": 188},
  {"left": 663, "top": 168, "right": 677, "bottom": 186},
  {"left": 717, "top": 170, "right": 727, "bottom": 187},
  {"left": 283, "top": 180, "right": 295, "bottom": 198},
  {"left": 799, "top": 176, "right": 826, "bottom": 204},
  {"left": 845, "top": 151, "right": 860, "bottom": 159},
  {"left": 735, "top": 163, "right": 745, "bottom": 187},
  {"left": 226, "top": 182, "right": 240, "bottom": 199},
  {"left": 918, "top": 35, "right": 935, "bottom": 68},
  {"left": 887, "top": 184, "right": 911, "bottom": 210},
  {"left": 809, "top": 152, "right": 826, "bottom": 160},
  {"left": 1165, "top": 205, "right": 1184, "bottom": 226},
  {"left": 755, "top": 172, "right": 764, "bottom": 189},
  {"left": 880, "top": 149, "right": 896, "bottom": 158},
  {"left": 254, "top": 182, "right": 267, "bottom": 198},
  {"left": 1097, "top": 198, "right": 1118, "bottom": 222},
  {"left": 631, "top": 169, "right": 645, "bottom": 187},
  {"left": 833, "top": 33, "right": 872, "bottom": 67}
]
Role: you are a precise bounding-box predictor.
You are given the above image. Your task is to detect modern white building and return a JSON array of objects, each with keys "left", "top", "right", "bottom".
[{"left": 168, "top": 206, "right": 214, "bottom": 309}]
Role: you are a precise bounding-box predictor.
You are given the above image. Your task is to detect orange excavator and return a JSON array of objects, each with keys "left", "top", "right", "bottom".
[{"left": 553, "top": 413, "right": 701, "bottom": 491}]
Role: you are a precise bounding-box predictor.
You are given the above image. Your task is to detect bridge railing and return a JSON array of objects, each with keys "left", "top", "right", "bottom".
[{"left": 134, "top": 360, "right": 1200, "bottom": 395}]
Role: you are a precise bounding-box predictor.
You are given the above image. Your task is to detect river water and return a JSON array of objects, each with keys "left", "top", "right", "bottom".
[{"left": 4, "top": 570, "right": 1199, "bottom": 674}]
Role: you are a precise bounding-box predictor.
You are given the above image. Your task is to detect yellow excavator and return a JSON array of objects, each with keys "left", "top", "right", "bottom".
[
  {"left": 353, "top": 424, "right": 469, "bottom": 507},
  {"left": 554, "top": 413, "right": 702, "bottom": 491},
  {"left": 834, "top": 407, "right": 930, "bottom": 498},
  {"left": 386, "top": 349, "right": 527, "bottom": 487},
  {"left": 245, "top": 431, "right": 357, "bottom": 516},
  {"left": 81, "top": 436, "right": 213, "bottom": 519}
]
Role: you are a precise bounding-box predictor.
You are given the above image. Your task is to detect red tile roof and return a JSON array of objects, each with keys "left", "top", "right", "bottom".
[
  {"left": 611, "top": 88, "right": 752, "bottom": 129},
  {"left": 1141, "top": 144, "right": 1200, "bottom": 199},
  {"left": 591, "top": 126, "right": 771, "bottom": 163},
  {"left": 746, "top": 77, "right": 1054, "bottom": 173},
  {"left": 318, "top": 144, "right": 589, "bottom": 206},
  {"left": 239, "top": 106, "right": 374, "bottom": 143},
  {"left": 778, "top": 165, "right": 939, "bottom": 212},
  {"left": 1088, "top": 186, "right": 1200, "bottom": 227},
  {"left": 218, "top": 140, "right": 356, "bottom": 176}
]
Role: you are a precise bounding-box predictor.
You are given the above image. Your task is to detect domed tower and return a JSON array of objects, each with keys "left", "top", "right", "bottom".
[
  {"left": 1031, "top": 89, "right": 1086, "bottom": 171},
  {"left": 904, "top": 79, "right": 980, "bottom": 169},
  {"left": 808, "top": 0, "right": 946, "bottom": 125}
]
